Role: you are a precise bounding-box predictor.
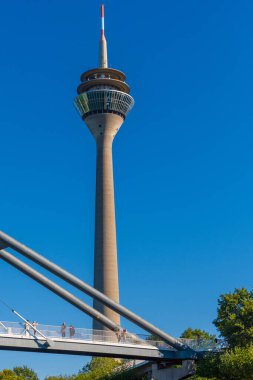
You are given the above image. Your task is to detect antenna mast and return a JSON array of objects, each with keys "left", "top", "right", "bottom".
[{"left": 99, "top": 4, "right": 108, "bottom": 68}]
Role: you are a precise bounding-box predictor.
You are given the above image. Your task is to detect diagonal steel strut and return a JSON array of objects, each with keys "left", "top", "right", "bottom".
[{"left": 0, "top": 231, "right": 188, "bottom": 351}]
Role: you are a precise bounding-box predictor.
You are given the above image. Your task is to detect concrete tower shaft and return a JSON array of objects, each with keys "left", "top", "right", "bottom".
[
  {"left": 74, "top": 5, "right": 134, "bottom": 331},
  {"left": 89, "top": 114, "right": 123, "bottom": 329}
]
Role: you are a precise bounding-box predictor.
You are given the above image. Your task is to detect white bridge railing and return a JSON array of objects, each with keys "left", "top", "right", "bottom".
[{"left": 0, "top": 321, "right": 223, "bottom": 352}]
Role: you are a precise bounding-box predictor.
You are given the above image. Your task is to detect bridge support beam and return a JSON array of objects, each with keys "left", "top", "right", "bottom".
[{"left": 0, "top": 231, "right": 188, "bottom": 351}]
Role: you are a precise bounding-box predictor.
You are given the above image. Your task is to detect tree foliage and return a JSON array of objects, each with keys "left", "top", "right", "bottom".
[
  {"left": 180, "top": 328, "right": 215, "bottom": 340},
  {"left": 74, "top": 358, "right": 121, "bottom": 380},
  {"left": 106, "top": 368, "right": 146, "bottom": 380},
  {"left": 80, "top": 358, "right": 120, "bottom": 375},
  {"left": 0, "top": 370, "right": 22, "bottom": 380},
  {"left": 213, "top": 287, "right": 253, "bottom": 347},
  {"left": 76, "top": 358, "right": 144, "bottom": 380},
  {"left": 75, "top": 358, "right": 121, "bottom": 380},
  {"left": 13, "top": 367, "right": 38, "bottom": 380},
  {"left": 195, "top": 344, "right": 253, "bottom": 380}
]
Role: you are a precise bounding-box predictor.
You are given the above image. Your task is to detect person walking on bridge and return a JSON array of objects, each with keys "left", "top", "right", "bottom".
[
  {"left": 115, "top": 328, "right": 121, "bottom": 342},
  {"left": 61, "top": 322, "right": 66, "bottom": 338},
  {"left": 69, "top": 324, "right": 75, "bottom": 338},
  {"left": 32, "top": 321, "right": 37, "bottom": 336},
  {"left": 122, "top": 328, "right": 127, "bottom": 343},
  {"left": 24, "top": 320, "right": 30, "bottom": 337}
]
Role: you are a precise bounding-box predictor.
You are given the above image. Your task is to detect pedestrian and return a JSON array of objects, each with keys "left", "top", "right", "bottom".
[
  {"left": 32, "top": 321, "right": 37, "bottom": 336},
  {"left": 69, "top": 325, "right": 75, "bottom": 338},
  {"left": 61, "top": 322, "right": 66, "bottom": 338},
  {"left": 115, "top": 328, "right": 121, "bottom": 343},
  {"left": 121, "top": 328, "right": 127, "bottom": 343},
  {"left": 24, "top": 320, "right": 30, "bottom": 337}
]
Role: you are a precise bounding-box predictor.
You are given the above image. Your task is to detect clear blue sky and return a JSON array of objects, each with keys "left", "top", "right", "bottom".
[{"left": 0, "top": 0, "right": 252, "bottom": 378}]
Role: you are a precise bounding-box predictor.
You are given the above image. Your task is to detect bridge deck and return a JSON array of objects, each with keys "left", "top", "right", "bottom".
[{"left": 0, "top": 334, "right": 197, "bottom": 361}]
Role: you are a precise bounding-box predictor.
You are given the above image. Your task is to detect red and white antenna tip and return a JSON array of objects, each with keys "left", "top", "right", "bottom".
[
  {"left": 100, "top": 4, "right": 105, "bottom": 39},
  {"left": 101, "top": 4, "right": 104, "bottom": 18},
  {"left": 99, "top": 4, "right": 107, "bottom": 67}
]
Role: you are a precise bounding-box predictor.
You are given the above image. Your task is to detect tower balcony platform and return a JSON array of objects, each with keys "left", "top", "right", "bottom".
[{"left": 74, "top": 89, "right": 134, "bottom": 120}]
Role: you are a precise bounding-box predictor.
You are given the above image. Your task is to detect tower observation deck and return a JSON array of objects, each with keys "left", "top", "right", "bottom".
[{"left": 74, "top": 5, "right": 134, "bottom": 331}]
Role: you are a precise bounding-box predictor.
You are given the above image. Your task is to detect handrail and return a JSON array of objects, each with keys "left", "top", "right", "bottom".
[
  {"left": 0, "top": 321, "right": 223, "bottom": 352},
  {"left": 0, "top": 321, "right": 156, "bottom": 348}
]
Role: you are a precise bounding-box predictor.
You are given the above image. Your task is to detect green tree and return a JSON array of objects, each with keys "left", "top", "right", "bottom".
[
  {"left": 180, "top": 328, "right": 215, "bottom": 340},
  {"left": 107, "top": 368, "right": 146, "bottom": 380},
  {"left": 76, "top": 358, "right": 145, "bottom": 380},
  {"left": 194, "top": 352, "right": 221, "bottom": 379},
  {"left": 195, "top": 344, "right": 253, "bottom": 380},
  {"left": 80, "top": 358, "right": 120, "bottom": 374},
  {"left": 0, "top": 370, "right": 22, "bottom": 380},
  {"left": 76, "top": 358, "right": 121, "bottom": 380},
  {"left": 13, "top": 367, "right": 38, "bottom": 380},
  {"left": 213, "top": 287, "right": 253, "bottom": 347}
]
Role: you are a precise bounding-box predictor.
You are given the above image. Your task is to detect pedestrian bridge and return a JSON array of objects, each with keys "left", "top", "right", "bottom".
[{"left": 0, "top": 321, "right": 221, "bottom": 361}]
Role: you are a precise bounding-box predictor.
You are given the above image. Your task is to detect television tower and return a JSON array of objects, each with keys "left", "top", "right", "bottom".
[{"left": 74, "top": 5, "right": 134, "bottom": 331}]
